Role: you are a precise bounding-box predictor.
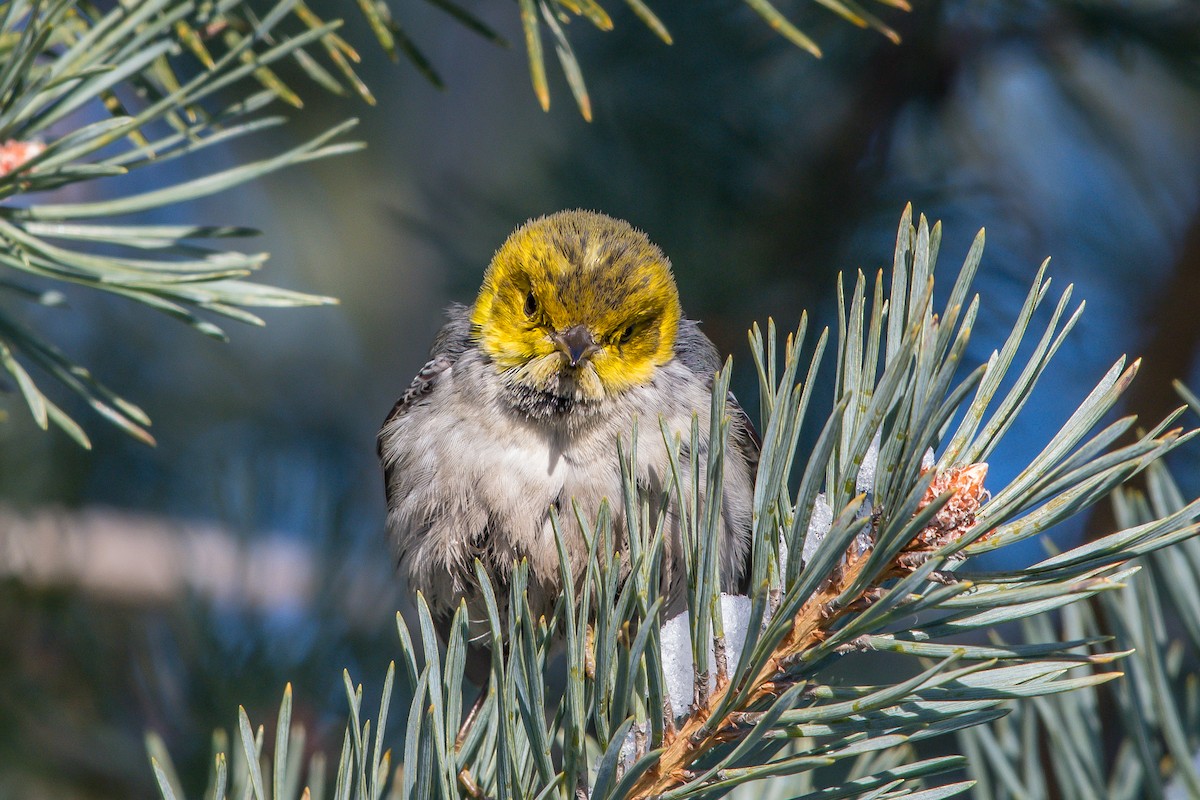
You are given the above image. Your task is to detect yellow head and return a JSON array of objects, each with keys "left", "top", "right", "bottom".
[{"left": 470, "top": 210, "right": 682, "bottom": 406}]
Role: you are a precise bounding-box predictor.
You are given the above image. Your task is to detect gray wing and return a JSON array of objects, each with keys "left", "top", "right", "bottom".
[
  {"left": 674, "top": 319, "right": 761, "bottom": 593},
  {"left": 377, "top": 304, "right": 472, "bottom": 488},
  {"left": 674, "top": 319, "right": 761, "bottom": 477}
]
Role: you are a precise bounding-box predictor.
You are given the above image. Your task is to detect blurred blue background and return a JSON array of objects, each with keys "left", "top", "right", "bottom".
[{"left": 3, "top": 1, "right": 1200, "bottom": 795}]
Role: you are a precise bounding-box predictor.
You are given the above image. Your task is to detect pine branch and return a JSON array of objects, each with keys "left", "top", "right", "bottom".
[
  {"left": 353, "top": 0, "right": 909, "bottom": 120},
  {"left": 148, "top": 206, "right": 1200, "bottom": 799},
  {"left": 961, "top": 446, "right": 1200, "bottom": 799},
  {"left": 438, "top": 205, "right": 1198, "bottom": 798},
  {"left": 0, "top": 0, "right": 367, "bottom": 445}
]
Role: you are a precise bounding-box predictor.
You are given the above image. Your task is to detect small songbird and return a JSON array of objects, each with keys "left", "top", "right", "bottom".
[{"left": 378, "top": 210, "right": 758, "bottom": 666}]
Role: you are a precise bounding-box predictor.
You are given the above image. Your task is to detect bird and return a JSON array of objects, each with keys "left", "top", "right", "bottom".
[{"left": 377, "top": 210, "right": 758, "bottom": 677}]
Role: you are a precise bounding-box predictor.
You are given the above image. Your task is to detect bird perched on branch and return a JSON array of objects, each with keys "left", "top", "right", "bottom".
[{"left": 378, "top": 210, "right": 758, "bottom": 672}]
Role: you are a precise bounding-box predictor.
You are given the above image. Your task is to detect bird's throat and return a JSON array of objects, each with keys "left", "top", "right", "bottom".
[{"left": 503, "top": 367, "right": 604, "bottom": 421}]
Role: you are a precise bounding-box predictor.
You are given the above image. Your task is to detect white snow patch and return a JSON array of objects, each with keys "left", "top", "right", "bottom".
[
  {"left": 856, "top": 431, "right": 881, "bottom": 495},
  {"left": 852, "top": 432, "right": 882, "bottom": 554},
  {"left": 853, "top": 528, "right": 874, "bottom": 556},
  {"left": 801, "top": 493, "right": 833, "bottom": 567},
  {"left": 619, "top": 721, "right": 648, "bottom": 769},
  {"left": 659, "top": 594, "right": 753, "bottom": 720}
]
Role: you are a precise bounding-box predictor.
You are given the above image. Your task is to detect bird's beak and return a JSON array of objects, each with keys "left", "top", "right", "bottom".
[{"left": 553, "top": 325, "right": 600, "bottom": 367}]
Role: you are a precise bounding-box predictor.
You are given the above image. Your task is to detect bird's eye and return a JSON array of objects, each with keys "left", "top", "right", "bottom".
[
  {"left": 619, "top": 324, "right": 636, "bottom": 344},
  {"left": 524, "top": 291, "right": 539, "bottom": 317}
]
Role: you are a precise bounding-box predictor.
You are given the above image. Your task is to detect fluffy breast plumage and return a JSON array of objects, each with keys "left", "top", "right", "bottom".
[{"left": 378, "top": 308, "right": 757, "bottom": 637}]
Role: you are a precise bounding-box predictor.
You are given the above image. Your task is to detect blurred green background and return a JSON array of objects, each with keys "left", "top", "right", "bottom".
[{"left": 5, "top": 1, "right": 1200, "bottom": 796}]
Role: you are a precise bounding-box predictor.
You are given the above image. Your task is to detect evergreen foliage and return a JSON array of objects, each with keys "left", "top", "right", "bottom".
[
  {"left": 0, "top": 0, "right": 368, "bottom": 446},
  {"left": 960, "top": 398, "right": 1200, "bottom": 799},
  {"left": 149, "top": 208, "right": 1200, "bottom": 799},
  {"left": 6, "top": 2, "right": 1200, "bottom": 799},
  {"left": 358, "top": 0, "right": 909, "bottom": 120}
]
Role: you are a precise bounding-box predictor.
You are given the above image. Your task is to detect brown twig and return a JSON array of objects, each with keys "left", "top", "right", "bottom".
[
  {"left": 627, "top": 461, "right": 992, "bottom": 797},
  {"left": 627, "top": 551, "right": 871, "bottom": 797}
]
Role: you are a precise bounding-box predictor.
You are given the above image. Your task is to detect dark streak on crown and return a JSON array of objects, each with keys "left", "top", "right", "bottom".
[{"left": 541, "top": 212, "right": 667, "bottom": 316}]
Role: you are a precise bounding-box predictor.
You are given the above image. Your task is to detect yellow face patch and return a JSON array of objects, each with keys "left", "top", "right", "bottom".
[{"left": 470, "top": 210, "right": 682, "bottom": 400}]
